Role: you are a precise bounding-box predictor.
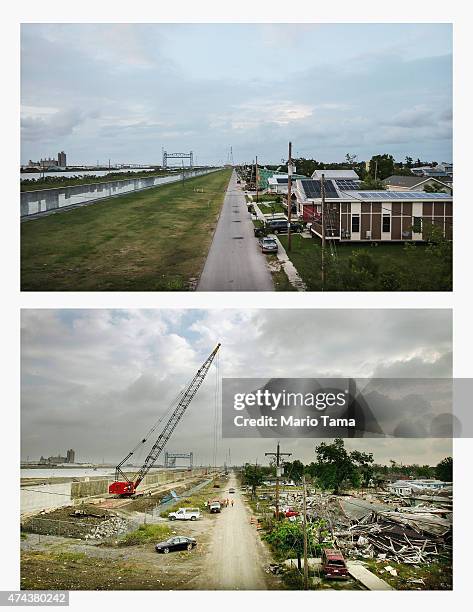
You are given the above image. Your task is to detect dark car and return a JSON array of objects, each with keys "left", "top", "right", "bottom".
[
  {"left": 254, "top": 225, "right": 266, "bottom": 237},
  {"left": 321, "top": 548, "right": 349, "bottom": 579},
  {"left": 155, "top": 536, "right": 197, "bottom": 554},
  {"left": 258, "top": 237, "right": 278, "bottom": 253},
  {"left": 265, "top": 219, "right": 303, "bottom": 234}
]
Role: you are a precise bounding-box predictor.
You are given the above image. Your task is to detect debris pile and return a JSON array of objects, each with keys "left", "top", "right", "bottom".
[
  {"left": 21, "top": 504, "right": 131, "bottom": 540},
  {"left": 335, "top": 508, "right": 452, "bottom": 564},
  {"left": 83, "top": 516, "right": 129, "bottom": 540}
]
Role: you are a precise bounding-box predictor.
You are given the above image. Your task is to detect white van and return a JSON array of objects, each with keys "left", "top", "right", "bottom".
[{"left": 168, "top": 507, "right": 201, "bottom": 521}]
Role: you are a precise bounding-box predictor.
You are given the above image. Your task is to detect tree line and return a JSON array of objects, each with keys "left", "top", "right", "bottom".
[{"left": 242, "top": 438, "right": 452, "bottom": 496}]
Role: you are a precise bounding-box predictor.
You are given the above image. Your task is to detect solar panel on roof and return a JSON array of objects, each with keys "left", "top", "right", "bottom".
[
  {"left": 351, "top": 191, "right": 451, "bottom": 200},
  {"left": 301, "top": 179, "right": 339, "bottom": 199},
  {"left": 335, "top": 179, "right": 361, "bottom": 190}
]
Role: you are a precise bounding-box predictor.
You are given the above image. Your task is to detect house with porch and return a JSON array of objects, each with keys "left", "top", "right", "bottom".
[{"left": 293, "top": 178, "right": 452, "bottom": 243}]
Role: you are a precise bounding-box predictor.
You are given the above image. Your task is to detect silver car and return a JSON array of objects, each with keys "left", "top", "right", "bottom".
[{"left": 258, "top": 237, "right": 278, "bottom": 253}]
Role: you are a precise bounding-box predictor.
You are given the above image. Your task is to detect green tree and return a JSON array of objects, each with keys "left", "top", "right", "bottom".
[
  {"left": 265, "top": 518, "right": 330, "bottom": 568},
  {"left": 423, "top": 183, "right": 447, "bottom": 194},
  {"left": 369, "top": 154, "right": 395, "bottom": 180},
  {"left": 358, "top": 178, "right": 386, "bottom": 190},
  {"left": 283, "top": 459, "right": 305, "bottom": 483},
  {"left": 435, "top": 456, "right": 453, "bottom": 482},
  {"left": 242, "top": 463, "right": 265, "bottom": 498},
  {"left": 313, "top": 438, "right": 359, "bottom": 494},
  {"left": 265, "top": 520, "right": 305, "bottom": 567},
  {"left": 350, "top": 450, "right": 375, "bottom": 487}
]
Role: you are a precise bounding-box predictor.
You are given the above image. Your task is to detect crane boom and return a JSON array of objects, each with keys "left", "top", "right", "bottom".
[{"left": 109, "top": 343, "right": 220, "bottom": 496}]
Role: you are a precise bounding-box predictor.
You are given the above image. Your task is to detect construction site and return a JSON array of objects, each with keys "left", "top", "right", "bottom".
[{"left": 20, "top": 337, "right": 453, "bottom": 591}]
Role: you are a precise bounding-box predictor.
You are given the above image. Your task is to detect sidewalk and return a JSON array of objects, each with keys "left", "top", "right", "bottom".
[{"left": 253, "top": 202, "right": 307, "bottom": 291}]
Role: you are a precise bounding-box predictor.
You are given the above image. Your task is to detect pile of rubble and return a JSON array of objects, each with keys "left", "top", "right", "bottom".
[
  {"left": 334, "top": 507, "right": 452, "bottom": 565},
  {"left": 275, "top": 489, "right": 452, "bottom": 566},
  {"left": 22, "top": 504, "right": 132, "bottom": 540},
  {"left": 84, "top": 515, "right": 129, "bottom": 540}
]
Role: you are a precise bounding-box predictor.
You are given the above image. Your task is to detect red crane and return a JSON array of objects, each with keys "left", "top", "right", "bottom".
[{"left": 109, "top": 343, "right": 221, "bottom": 496}]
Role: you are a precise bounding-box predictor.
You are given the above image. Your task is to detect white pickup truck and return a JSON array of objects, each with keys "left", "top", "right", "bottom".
[{"left": 168, "top": 507, "right": 201, "bottom": 521}]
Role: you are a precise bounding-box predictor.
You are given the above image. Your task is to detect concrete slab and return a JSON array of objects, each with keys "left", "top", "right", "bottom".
[{"left": 346, "top": 561, "right": 394, "bottom": 590}]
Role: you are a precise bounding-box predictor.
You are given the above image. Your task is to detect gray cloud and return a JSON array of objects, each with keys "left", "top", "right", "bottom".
[
  {"left": 21, "top": 310, "right": 452, "bottom": 466},
  {"left": 20, "top": 24, "right": 452, "bottom": 165}
]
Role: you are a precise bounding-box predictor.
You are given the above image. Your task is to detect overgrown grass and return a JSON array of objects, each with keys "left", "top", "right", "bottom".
[
  {"left": 114, "top": 524, "right": 172, "bottom": 547},
  {"left": 21, "top": 169, "right": 232, "bottom": 291},
  {"left": 266, "top": 255, "right": 297, "bottom": 291},
  {"left": 364, "top": 558, "right": 452, "bottom": 590},
  {"left": 55, "top": 552, "right": 87, "bottom": 562},
  {"left": 278, "top": 234, "right": 452, "bottom": 291},
  {"left": 21, "top": 549, "right": 172, "bottom": 590}
]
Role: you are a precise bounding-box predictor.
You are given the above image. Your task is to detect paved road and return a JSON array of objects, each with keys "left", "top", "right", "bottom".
[
  {"left": 197, "top": 171, "right": 274, "bottom": 291},
  {"left": 194, "top": 474, "right": 270, "bottom": 590}
]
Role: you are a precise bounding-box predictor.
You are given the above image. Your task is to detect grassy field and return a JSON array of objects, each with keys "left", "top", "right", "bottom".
[
  {"left": 111, "top": 524, "right": 172, "bottom": 547},
  {"left": 21, "top": 169, "right": 232, "bottom": 291},
  {"left": 21, "top": 549, "right": 178, "bottom": 590},
  {"left": 278, "top": 234, "right": 452, "bottom": 291},
  {"left": 20, "top": 169, "right": 172, "bottom": 191}
]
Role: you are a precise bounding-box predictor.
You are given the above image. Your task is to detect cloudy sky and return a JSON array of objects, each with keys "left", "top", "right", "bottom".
[
  {"left": 20, "top": 23, "right": 452, "bottom": 166},
  {"left": 21, "top": 309, "right": 452, "bottom": 466}
]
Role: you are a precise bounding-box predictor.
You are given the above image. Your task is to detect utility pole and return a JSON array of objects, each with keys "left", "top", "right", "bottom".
[
  {"left": 287, "top": 141, "right": 293, "bottom": 251},
  {"left": 255, "top": 156, "right": 259, "bottom": 203},
  {"left": 302, "top": 475, "right": 308, "bottom": 590},
  {"left": 321, "top": 173, "right": 326, "bottom": 290},
  {"left": 265, "top": 442, "right": 291, "bottom": 520}
]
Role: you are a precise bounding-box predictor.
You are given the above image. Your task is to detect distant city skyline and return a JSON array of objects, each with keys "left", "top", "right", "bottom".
[{"left": 21, "top": 23, "right": 452, "bottom": 166}]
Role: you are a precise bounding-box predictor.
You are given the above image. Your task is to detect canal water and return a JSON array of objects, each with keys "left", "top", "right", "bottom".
[
  {"left": 21, "top": 168, "right": 217, "bottom": 218},
  {"left": 21, "top": 168, "right": 153, "bottom": 181},
  {"left": 20, "top": 467, "right": 163, "bottom": 479}
]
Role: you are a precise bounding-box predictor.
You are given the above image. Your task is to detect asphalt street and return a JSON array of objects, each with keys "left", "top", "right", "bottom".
[{"left": 197, "top": 171, "right": 274, "bottom": 291}]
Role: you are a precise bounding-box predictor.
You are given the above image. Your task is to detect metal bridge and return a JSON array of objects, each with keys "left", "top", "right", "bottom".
[
  {"left": 164, "top": 451, "right": 194, "bottom": 468},
  {"left": 162, "top": 151, "right": 193, "bottom": 169}
]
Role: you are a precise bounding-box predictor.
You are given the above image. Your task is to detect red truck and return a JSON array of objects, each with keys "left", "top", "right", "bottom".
[{"left": 321, "top": 549, "right": 349, "bottom": 579}]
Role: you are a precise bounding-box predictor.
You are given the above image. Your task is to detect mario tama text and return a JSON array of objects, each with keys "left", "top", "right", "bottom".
[
  {"left": 222, "top": 379, "right": 359, "bottom": 438},
  {"left": 234, "top": 414, "right": 356, "bottom": 429},
  {"left": 221, "top": 377, "right": 457, "bottom": 439}
]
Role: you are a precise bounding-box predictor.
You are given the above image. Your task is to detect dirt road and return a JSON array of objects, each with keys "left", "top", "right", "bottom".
[{"left": 193, "top": 474, "right": 271, "bottom": 590}]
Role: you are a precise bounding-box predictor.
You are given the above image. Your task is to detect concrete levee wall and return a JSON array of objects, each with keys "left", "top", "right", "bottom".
[
  {"left": 21, "top": 483, "right": 72, "bottom": 515},
  {"left": 71, "top": 478, "right": 109, "bottom": 499},
  {"left": 21, "top": 468, "right": 211, "bottom": 515}
]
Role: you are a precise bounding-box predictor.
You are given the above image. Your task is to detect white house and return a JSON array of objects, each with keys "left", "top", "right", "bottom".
[
  {"left": 387, "top": 479, "right": 451, "bottom": 496},
  {"left": 311, "top": 169, "right": 360, "bottom": 180},
  {"left": 383, "top": 175, "right": 452, "bottom": 194}
]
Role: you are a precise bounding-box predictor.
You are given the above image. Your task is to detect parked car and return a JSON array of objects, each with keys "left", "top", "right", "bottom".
[
  {"left": 209, "top": 501, "right": 222, "bottom": 513},
  {"left": 155, "top": 536, "right": 197, "bottom": 554},
  {"left": 265, "top": 219, "right": 303, "bottom": 234},
  {"left": 168, "top": 507, "right": 200, "bottom": 521},
  {"left": 321, "top": 548, "right": 349, "bottom": 579},
  {"left": 258, "top": 237, "right": 278, "bottom": 253},
  {"left": 228, "top": 488, "right": 235, "bottom": 494}
]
